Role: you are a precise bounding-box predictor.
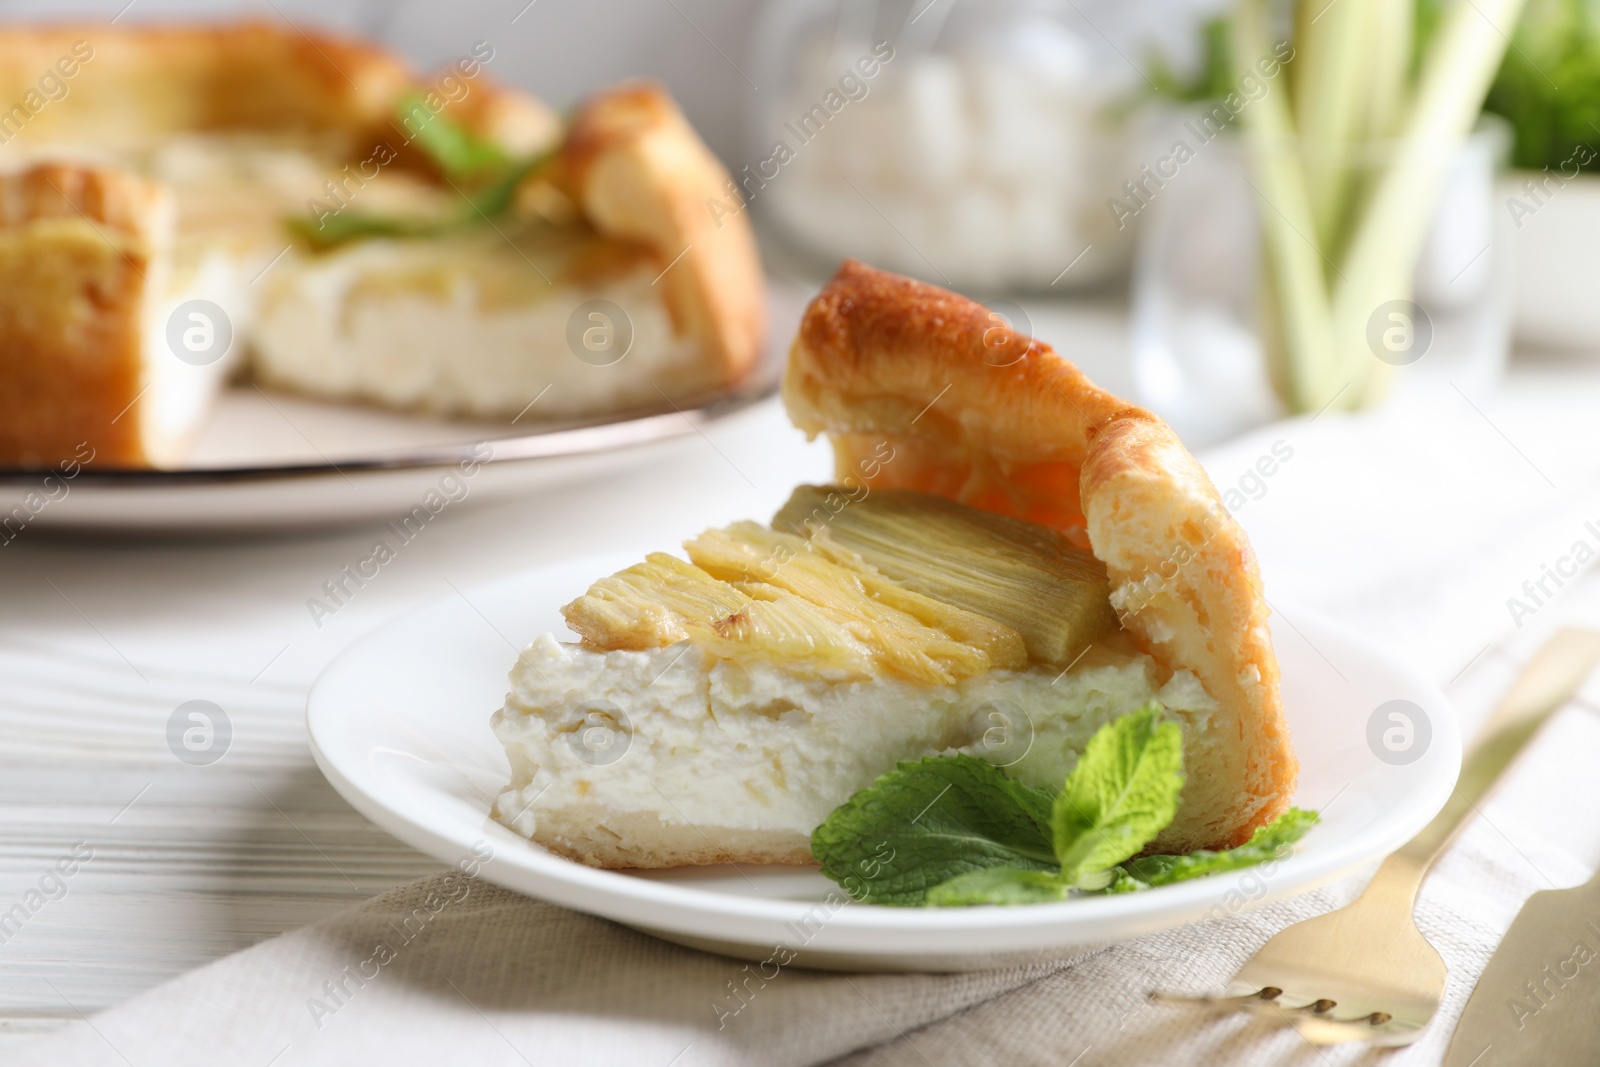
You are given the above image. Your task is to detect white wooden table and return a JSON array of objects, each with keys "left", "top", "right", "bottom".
[{"left": 0, "top": 386, "right": 839, "bottom": 1049}]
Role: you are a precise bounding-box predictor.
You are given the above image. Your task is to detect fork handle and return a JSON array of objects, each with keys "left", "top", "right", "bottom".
[{"left": 1372, "top": 629, "right": 1600, "bottom": 901}]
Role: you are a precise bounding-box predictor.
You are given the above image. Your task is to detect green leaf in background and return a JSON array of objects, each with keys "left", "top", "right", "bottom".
[
  {"left": 926, "top": 866, "right": 1070, "bottom": 906},
  {"left": 810, "top": 755, "right": 1057, "bottom": 906},
  {"left": 1145, "top": 16, "right": 1237, "bottom": 104},
  {"left": 1476, "top": 0, "right": 1600, "bottom": 171},
  {"left": 285, "top": 96, "right": 556, "bottom": 251},
  {"left": 1111, "top": 808, "right": 1321, "bottom": 892},
  {"left": 285, "top": 210, "right": 447, "bottom": 251},
  {"left": 399, "top": 92, "right": 512, "bottom": 179},
  {"left": 463, "top": 150, "right": 554, "bottom": 219},
  {"left": 1050, "top": 704, "right": 1186, "bottom": 885}
]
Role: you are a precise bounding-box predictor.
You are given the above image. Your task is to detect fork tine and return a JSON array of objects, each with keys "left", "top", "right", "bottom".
[
  {"left": 1149, "top": 991, "right": 1418, "bottom": 1046},
  {"left": 1292, "top": 1014, "right": 1420, "bottom": 1047},
  {"left": 1148, "top": 987, "right": 1281, "bottom": 1009},
  {"left": 1145, "top": 634, "right": 1600, "bottom": 1048}
]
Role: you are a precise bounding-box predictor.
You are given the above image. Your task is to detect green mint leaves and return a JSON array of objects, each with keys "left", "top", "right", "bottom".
[
  {"left": 811, "top": 756, "right": 1057, "bottom": 907},
  {"left": 811, "top": 706, "right": 1318, "bottom": 907},
  {"left": 1051, "top": 705, "right": 1185, "bottom": 884},
  {"left": 287, "top": 96, "right": 554, "bottom": 251},
  {"left": 813, "top": 705, "right": 1180, "bottom": 904},
  {"left": 400, "top": 92, "right": 512, "bottom": 179},
  {"left": 1111, "top": 807, "right": 1321, "bottom": 892}
]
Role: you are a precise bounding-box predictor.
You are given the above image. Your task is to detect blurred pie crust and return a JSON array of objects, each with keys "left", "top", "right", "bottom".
[{"left": 0, "top": 23, "right": 763, "bottom": 468}]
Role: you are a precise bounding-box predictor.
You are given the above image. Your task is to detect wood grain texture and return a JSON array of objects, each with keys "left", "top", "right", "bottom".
[
  {"left": 0, "top": 643, "right": 443, "bottom": 1045},
  {"left": 0, "top": 398, "right": 836, "bottom": 1052}
]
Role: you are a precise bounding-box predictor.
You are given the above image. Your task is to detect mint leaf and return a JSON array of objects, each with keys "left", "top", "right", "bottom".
[
  {"left": 926, "top": 866, "right": 1069, "bottom": 906},
  {"left": 1113, "top": 808, "right": 1320, "bottom": 891},
  {"left": 286, "top": 100, "right": 558, "bottom": 251},
  {"left": 1105, "top": 868, "right": 1148, "bottom": 894},
  {"left": 396, "top": 94, "right": 555, "bottom": 213},
  {"left": 285, "top": 149, "right": 554, "bottom": 251},
  {"left": 811, "top": 755, "right": 1057, "bottom": 906},
  {"left": 286, "top": 211, "right": 447, "bottom": 250},
  {"left": 809, "top": 708, "right": 1310, "bottom": 908},
  {"left": 400, "top": 92, "right": 511, "bottom": 178},
  {"left": 464, "top": 151, "right": 552, "bottom": 219},
  {"left": 1051, "top": 705, "right": 1185, "bottom": 885}
]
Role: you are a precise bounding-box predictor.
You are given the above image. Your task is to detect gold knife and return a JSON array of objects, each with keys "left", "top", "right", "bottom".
[
  {"left": 1442, "top": 629, "right": 1600, "bottom": 1066},
  {"left": 1443, "top": 870, "right": 1600, "bottom": 1065}
]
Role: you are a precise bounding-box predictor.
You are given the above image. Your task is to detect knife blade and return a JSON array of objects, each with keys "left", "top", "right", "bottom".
[
  {"left": 1443, "top": 869, "right": 1600, "bottom": 1066},
  {"left": 1441, "top": 628, "right": 1600, "bottom": 1067}
]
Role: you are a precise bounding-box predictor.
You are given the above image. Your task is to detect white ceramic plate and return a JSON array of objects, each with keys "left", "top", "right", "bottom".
[
  {"left": 0, "top": 286, "right": 804, "bottom": 534},
  {"left": 0, "top": 373, "right": 777, "bottom": 534},
  {"left": 308, "top": 552, "right": 1461, "bottom": 972}
]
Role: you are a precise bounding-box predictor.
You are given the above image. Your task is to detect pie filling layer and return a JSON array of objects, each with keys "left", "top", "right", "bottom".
[
  {"left": 491, "top": 635, "right": 1216, "bottom": 852},
  {"left": 490, "top": 486, "right": 1221, "bottom": 865},
  {"left": 15, "top": 132, "right": 689, "bottom": 445},
  {"left": 252, "top": 229, "right": 707, "bottom": 419}
]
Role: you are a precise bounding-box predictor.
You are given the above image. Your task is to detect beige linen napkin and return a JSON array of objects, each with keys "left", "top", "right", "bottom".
[{"left": 10, "top": 872, "right": 1070, "bottom": 1066}]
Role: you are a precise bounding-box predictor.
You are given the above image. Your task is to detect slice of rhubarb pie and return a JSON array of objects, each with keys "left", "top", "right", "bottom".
[{"left": 491, "top": 260, "right": 1296, "bottom": 868}]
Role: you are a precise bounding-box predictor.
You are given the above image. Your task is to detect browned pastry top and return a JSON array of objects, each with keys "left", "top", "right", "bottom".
[{"left": 785, "top": 261, "right": 1296, "bottom": 849}]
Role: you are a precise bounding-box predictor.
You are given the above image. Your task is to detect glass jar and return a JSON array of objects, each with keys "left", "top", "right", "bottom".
[
  {"left": 1129, "top": 115, "right": 1514, "bottom": 448},
  {"left": 747, "top": 0, "right": 1144, "bottom": 292}
]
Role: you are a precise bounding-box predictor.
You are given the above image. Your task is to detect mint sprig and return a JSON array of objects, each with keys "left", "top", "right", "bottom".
[
  {"left": 287, "top": 96, "right": 554, "bottom": 251},
  {"left": 1051, "top": 704, "right": 1185, "bottom": 884},
  {"left": 811, "top": 706, "right": 1317, "bottom": 907},
  {"left": 811, "top": 755, "right": 1057, "bottom": 907},
  {"left": 1111, "top": 808, "right": 1321, "bottom": 891},
  {"left": 400, "top": 91, "right": 512, "bottom": 179}
]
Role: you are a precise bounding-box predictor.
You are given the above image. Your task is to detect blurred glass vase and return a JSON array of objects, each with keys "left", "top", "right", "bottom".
[
  {"left": 1130, "top": 118, "right": 1512, "bottom": 448},
  {"left": 748, "top": 0, "right": 1142, "bottom": 291}
]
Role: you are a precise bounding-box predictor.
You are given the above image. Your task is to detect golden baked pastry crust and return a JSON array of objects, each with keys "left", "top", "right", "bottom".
[
  {"left": 559, "top": 82, "right": 765, "bottom": 386},
  {"left": 785, "top": 260, "right": 1296, "bottom": 850},
  {"left": 0, "top": 21, "right": 417, "bottom": 468},
  {"left": 0, "top": 164, "right": 167, "bottom": 467},
  {"left": 0, "top": 22, "right": 409, "bottom": 150},
  {"left": 0, "top": 25, "right": 763, "bottom": 468}
]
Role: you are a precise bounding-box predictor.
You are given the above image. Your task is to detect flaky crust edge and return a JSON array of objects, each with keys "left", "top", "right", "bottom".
[
  {"left": 0, "top": 22, "right": 410, "bottom": 143},
  {"left": 784, "top": 261, "right": 1296, "bottom": 849},
  {"left": 0, "top": 163, "right": 169, "bottom": 467},
  {"left": 559, "top": 81, "right": 765, "bottom": 387}
]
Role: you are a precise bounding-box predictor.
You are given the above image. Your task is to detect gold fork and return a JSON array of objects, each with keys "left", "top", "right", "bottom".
[{"left": 1153, "top": 628, "right": 1600, "bottom": 1047}]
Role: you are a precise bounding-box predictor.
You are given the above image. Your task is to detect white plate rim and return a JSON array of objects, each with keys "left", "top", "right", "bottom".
[{"left": 0, "top": 367, "right": 778, "bottom": 485}]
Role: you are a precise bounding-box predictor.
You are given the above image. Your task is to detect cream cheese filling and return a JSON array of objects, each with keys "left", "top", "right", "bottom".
[
  {"left": 251, "top": 243, "right": 707, "bottom": 420},
  {"left": 19, "top": 131, "right": 708, "bottom": 438},
  {"left": 490, "top": 634, "right": 1217, "bottom": 848}
]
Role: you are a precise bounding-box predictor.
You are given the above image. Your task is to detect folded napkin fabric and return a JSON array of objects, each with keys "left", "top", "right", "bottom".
[
  {"left": 1198, "top": 392, "right": 1600, "bottom": 680},
  {"left": 10, "top": 872, "right": 1071, "bottom": 1067}
]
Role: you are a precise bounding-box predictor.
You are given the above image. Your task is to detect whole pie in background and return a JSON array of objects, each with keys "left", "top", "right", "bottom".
[{"left": 0, "top": 22, "right": 764, "bottom": 469}]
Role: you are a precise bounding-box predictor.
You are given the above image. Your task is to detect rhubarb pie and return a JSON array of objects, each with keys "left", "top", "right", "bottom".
[
  {"left": 491, "top": 261, "right": 1296, "bottom": 868},
  {"left": 0, "top": 22, "right": 762, "bottom": 468}
]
